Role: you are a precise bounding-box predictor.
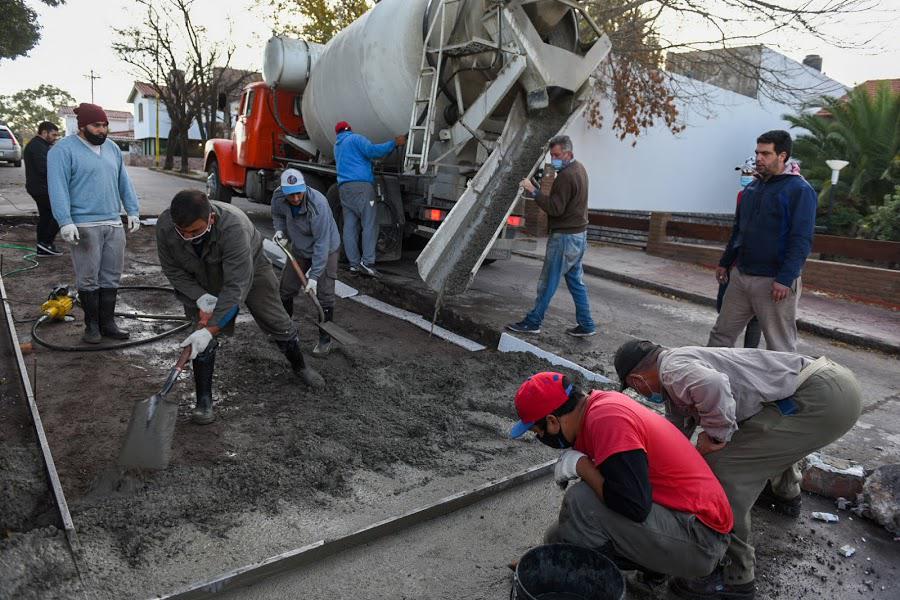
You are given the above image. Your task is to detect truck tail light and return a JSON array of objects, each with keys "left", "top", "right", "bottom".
[
  {"left": 507, "top": 215, "right": 525, "bottom": 228},
  {"left": 421, "top": 208, "right": 447, "bottom": 222}
]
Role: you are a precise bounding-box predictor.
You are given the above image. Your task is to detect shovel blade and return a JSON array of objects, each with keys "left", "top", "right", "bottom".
[
  {"left": 318, "top": 321, "right": 359, "bottom": 347},
  {"left": 118, "top": 393, "right": 179, "bottom": 470}
]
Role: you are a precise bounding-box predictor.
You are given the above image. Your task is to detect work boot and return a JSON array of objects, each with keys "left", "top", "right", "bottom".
[
  {"left": 281, "top": 295, "right": 294, "bottom": 318},
  {"left": 597, "top": 543, "right": 666, "bottom": 586},
  {"left": 99, "top": 288, "right": 130, "bottom": 339},
  {"left": 190, "top": 341, "right": 217, "bottom": 425},
  {"left": 669, "top": 568, "right": 755, "bottom": 600},
  {"left": 754, "top": 481, "right": 801, "bottom": 517},
  {"left": 280, "top": 335, "right": 325, "bottom": 389},
  {"left": 312, "top": 306, "right": 334, "bottom": 357},
  {"left": 78, "top": 289, "right": 102, "bottom": 344}
]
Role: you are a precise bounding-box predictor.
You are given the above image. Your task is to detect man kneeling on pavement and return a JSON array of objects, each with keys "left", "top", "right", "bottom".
[
  {"left": 510, "top": 372, "right": 734, "bottom": 587},
  {"left": 157, "top": 189, "right": 325, "bottom": 425},
  {"left": 271, "top": 169, "right": 341, "bottom": 356},
  {"left": 614, "top": 340, "right": 861, "bottom": 599}
]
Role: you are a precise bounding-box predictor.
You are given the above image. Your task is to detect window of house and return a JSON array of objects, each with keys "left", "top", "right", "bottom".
[{"left": 138, "top": 103, "right": 144, "bottom": 122}]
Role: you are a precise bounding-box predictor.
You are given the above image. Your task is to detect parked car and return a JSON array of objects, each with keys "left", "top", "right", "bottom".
[{"left": 0, "top": 125, "right": 23, "bottom": 167}]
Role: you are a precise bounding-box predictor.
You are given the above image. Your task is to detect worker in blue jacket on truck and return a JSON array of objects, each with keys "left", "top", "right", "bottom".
[
  {"left": 708, "top": 130, "right": 817, "bottom": 353},
  {"left": 333, "top": 120, "right": 406, "bottom": 278}
]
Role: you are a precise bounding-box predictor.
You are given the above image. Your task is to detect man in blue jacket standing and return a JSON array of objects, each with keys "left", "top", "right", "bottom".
[
  {"left": 708, "top": 130, "right": 816, "bottom": 352},
  {"left": 333, "top": 121, "right": 405, "bottom": 277},
  {"left": 48, "top": 103, "right": 140, "bottom": 344},
  {"left": 272, "top": 169, "right": 342, "bottom": 356}
]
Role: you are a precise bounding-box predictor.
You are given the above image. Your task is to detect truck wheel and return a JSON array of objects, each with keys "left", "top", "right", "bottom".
[{"left": 207, "top": 160, "right": 233, "bottom": 204}]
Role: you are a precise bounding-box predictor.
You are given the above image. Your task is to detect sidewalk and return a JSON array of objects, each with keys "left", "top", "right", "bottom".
[{"left": 519, "top": 241, "right": 900, "bottom": 354}]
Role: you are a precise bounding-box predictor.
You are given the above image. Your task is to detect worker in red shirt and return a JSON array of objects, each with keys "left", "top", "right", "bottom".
[{"left": 509, "top": 372, "right": 733, "bottom": 585}]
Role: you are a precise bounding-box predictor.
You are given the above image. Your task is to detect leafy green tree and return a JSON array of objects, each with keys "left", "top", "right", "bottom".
[
  {"left": 859, "top": 185, "right": 900, "bottom": 242},
  {"left": 262, "top": 0, "right": 371, "bottom": 44},
  {"left": 785, "top": 82, "right": 900, "bottom": 235},
  {"left": 0, "top": 0, "right": 66, "bottom": 61},
  {"left": 0, "top": 84, "right": 74, "bottom": 141}
]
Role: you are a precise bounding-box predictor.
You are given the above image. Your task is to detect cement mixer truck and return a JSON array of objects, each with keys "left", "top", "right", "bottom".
[{"left": 203, "top": 0, "right": 610, "bottom": 294}]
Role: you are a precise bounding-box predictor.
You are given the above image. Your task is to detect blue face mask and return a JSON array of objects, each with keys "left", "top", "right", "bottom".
[
  {"left": 740, "top": 175, "right": 754, "bottom": 187},
  {"left": 646, "top": 392, "right": 664, "bottom": 404},
  {"left": 551, "top": 158, "right": 569, "bottom": 171}
]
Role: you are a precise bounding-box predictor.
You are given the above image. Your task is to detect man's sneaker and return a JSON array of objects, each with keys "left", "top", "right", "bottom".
[
  {"left": 358, "top": 263, "right": 381, "bottom": 278},
  {"left": 669, "top": 569, "right": 755, "bottom": 600},
  {"left": 36, "top": 243, "right": 63, "bottom": 256},
  {"left": 506, "top": 320, "right": 540, "bottom": 334},
  {"left": 754, "top": 481, "right": 801, "bottom": 517},
  {"left": 566, "top": 325, "right": 596, "bottom": 337}
]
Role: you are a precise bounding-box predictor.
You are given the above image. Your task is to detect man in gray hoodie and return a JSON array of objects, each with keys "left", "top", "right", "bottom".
[{"left": 272, "top": 169, "right": 341, "bottom": 356}]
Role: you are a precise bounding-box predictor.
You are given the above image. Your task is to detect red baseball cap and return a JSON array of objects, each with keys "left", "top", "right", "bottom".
[
  {"left": 510, "top": 372, "right": 573, "bottom": 438},
  {"left": 335, "top": 121, "right": 351, "bottom": 134}
]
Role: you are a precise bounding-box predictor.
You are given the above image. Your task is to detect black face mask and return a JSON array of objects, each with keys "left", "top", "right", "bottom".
[
  {"left": 83, "top": 130, "right": 107, "bottom": 146},
  {"left": 537, "top": 429, "right": 572, "bottom": 449}
]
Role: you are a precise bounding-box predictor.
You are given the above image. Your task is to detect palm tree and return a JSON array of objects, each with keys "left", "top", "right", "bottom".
[{"left": 785, "top": 81, "right": 900, "bottom": 234}]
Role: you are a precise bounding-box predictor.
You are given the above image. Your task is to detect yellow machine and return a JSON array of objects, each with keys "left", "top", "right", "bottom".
[{"left": 40, "top": 286, "right": 75, "bottom": 321}]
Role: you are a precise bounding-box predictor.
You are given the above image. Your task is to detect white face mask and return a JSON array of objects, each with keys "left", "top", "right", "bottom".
[{"left": 175, "top": 214, "right": 214, "bottom": 242}]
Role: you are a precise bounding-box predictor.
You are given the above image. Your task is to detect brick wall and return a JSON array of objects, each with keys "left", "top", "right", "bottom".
[{"left": 128, "top": 154, "right": 204, "bottom": 171}]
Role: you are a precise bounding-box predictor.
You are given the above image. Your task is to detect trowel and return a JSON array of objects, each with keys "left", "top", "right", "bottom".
[
  {"left": 274, "top": 237, "right": 360, "bottom": 347},
  {"left": 118, "top": 346, "right": 192, "bottom": 470}
]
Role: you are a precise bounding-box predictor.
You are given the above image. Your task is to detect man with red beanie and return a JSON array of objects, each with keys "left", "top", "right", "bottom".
[
  {"left": 333, "top": 120, "right": 405, "bottom": 277},
  {"left": 510, "top": 372, "right": 732, "bottom": 586},
  {"left": 48, "top": 103, "right": 140, "bottom": 344}
]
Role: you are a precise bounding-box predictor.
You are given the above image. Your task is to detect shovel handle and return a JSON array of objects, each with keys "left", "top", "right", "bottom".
[{"left": 276, "top": 238, "right": 327, "bottom": 323}]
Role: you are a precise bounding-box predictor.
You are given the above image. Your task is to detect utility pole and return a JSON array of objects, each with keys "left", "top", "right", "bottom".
[{"left": 84, "top": 70, "right": 101, "bottom": 103}]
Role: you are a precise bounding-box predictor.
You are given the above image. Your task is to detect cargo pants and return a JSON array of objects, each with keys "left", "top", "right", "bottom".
[
  {"left": 545, "top": 481, "right": 730, "bottom": 578},
  {"left": 339, "top": 181, "right": 378, "bottom": 268},
  {"left": 279, "top": 249, "right": 339, "bottom": 310},
  {"left": 70, "top": 224, "right": 125, "bottom": 291},
  {"left": 708, "top": 268, "right": 801, "bottom": 352},
  {"left": 704, "top": 358, "right": 861, "bottom": 585}
]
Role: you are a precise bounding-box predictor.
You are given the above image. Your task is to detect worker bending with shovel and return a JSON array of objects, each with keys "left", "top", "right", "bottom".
[
  {"left": 271, "top": 169, "right": 341, "bottom": 356},
  {"left": 157, "top": 190, "right": 325, "bottom": 425},
  {"left": 510, "top": 372, "right": 733, "bottom": 586},
  {"left": 613, "top": 340, "right": 861, "bottom": 599}
]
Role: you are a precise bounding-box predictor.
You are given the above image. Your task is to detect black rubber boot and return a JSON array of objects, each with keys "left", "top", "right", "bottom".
[
  {"left": 191, "top": 341, "right": 217, "bottom": 425},
  {"left": 281, "top": 295, "right": 294, "bottom": 318},
  {"left": 312, "top": 306, "right": 334, "bottom": 357},
  {"left": 99, "top": 288, "right": 130, "bottom": 339},
  {"left": 280, "top": 335, "right": 325, "bottom": 389},
  {"left": 78, "top": 289, "right": 102, "bottom": 344},
  {"left": 754, "top": 480, "right": 801, "bottom": 517}
]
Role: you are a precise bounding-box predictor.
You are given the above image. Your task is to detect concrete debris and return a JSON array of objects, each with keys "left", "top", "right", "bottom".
[
  {"left": 811, "top": 512, "right": 839, "bottom": 523},
  {"left": 861, "top": 463, "right": 900, "bottom": 534},
  {"left": 835, "top": 497, "right": 851, "bottom": 510},
  {"left": 839, "top": 545, "right": 856, "bottom": 557},
  {"left": 801, "top": 452, "right": 865, "bottom": 499}
]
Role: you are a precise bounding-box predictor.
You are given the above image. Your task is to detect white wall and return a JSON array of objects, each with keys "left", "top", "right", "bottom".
[
  {"left": 131, "top": 96, "right": 202, "bottom": 140},
  {"left": 565, "top": 52, "right": 846, "bottom": 214},
  {"left": 62, "top": 113, "right": 133, "bottom": 137}
]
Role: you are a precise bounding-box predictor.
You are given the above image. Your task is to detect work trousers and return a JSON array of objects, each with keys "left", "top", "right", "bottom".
[
  {"left": 545, "top": 481, "right": 729, "bottom": 578},
  {"left": 716, "top": 279, "right": 760, "bottom": 349},
  {"left": 708, "top": 268, "right": 800, "bottom": 352},
  {"left": 280, "top": 249, "right": 339, "bottom": 309},
  {"left": 179, "top": 260, "right": 296, "bottom": 343},
  {"left": 523, "top": 231, "right": 595, "bottom": 331},
  {"left": 339, "top": 181, "right": 378, "bottom": 267},
  {"left": 705, "top": 359, "right": 861, "bottom": 585},
  {"left": 70, "top": 225, "right": 125, "bottom": 291},
  {"left": 30, "top": 194, "right": 60, "bottom": 246}
]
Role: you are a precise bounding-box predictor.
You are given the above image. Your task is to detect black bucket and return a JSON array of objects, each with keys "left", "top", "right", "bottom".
[{"left": 512, "top": 544, "right": 626, "bottom": 600}]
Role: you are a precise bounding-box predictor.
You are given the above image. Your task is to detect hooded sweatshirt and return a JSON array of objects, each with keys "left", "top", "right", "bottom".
[{"left": 334, "top": 131, "right": 396, "bottom": 185}]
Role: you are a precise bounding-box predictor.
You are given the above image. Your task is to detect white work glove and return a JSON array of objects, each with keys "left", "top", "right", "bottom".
[
  {"left": 60, "top": 224, "right": 80, "bottom": 244},
  {"left": 554, "top": 449, "right": 587, "bottom": 487},
  {"left": 180, "top": 328, "right": 214, "bottom": 360},
  {"left": 127, "top": 215, "right": 141, "bottom": 233},
  {"left": 273, "top": 230, "right": 286, "bottom": 243},
  {"left": 304, "top": 278, "right": 318, "bottom": 296},
  {"left": 196, "top": 293, "right": 218, "bottom": 314}
]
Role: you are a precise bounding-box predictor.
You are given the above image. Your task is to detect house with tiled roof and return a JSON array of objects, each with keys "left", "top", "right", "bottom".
[
  {"left": 816, "top": 78, "right": 900, "bottom": 117},
  {"left": 127, "top": 81, "right": 202, "bottom": 157},
  {"left": 57, "top": 106, "right": 134, "bottom": 143}
]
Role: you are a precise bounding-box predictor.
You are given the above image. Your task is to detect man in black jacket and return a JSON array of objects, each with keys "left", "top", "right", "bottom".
[{"left": 24, "top": 121, "right": 62, "bottom": 256}]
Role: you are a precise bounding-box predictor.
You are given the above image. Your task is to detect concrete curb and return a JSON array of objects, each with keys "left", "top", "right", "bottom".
[
  {"left": 516, "top": 251, "right": 900, "bottom": 355},
  {"left": 147, "top": 167, "right": 207, "bottom": 182}
]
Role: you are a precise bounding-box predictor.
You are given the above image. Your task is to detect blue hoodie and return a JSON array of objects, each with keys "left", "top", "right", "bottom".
[
  {"left": 334, "top": 131, "right": 396, "bottom": 185},
  {"left": 719, "top": 171, "right": 817, "bottom": 287}
]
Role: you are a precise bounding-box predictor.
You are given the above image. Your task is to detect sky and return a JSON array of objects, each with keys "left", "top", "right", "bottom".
[{"left": 0, "top": 0, "right": 898, "bottom": 113}]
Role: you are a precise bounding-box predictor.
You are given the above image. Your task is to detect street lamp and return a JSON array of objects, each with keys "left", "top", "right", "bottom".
[{"left": 825, "top": 159, "right": 849, "bottom": 232}]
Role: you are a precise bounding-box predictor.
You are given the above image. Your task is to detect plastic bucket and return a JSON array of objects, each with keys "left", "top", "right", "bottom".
[{"left": 512, "top": 544, "right": 626, "bottom": 600}]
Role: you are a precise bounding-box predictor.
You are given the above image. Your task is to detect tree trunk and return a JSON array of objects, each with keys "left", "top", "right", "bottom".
[
  {"left": 179, "top": 130, "right": 190, "bottom": 173},
  {"left": 164, "top": 126, "right": 176, "bottom": 170}
]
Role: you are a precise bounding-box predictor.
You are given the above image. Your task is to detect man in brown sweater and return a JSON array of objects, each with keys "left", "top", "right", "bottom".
[{"left": 507, "top": 135, "right": 596, "bottom": 337}]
